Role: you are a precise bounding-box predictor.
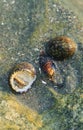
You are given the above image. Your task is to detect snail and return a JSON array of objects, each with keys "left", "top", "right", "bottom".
[
  {"left": 9, "top": 62, "right": 36, "bottom": 93},
  {"left": 45, "top": 36, "right": 77, "bottom": 60},
  {"left": 39, "top": 51, "right": 62, "bottom": 83}
]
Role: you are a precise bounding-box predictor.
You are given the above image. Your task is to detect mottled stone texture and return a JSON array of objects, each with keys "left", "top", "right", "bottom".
[{"left": 0, "top": 0, "right": 83, "bottom": 130}]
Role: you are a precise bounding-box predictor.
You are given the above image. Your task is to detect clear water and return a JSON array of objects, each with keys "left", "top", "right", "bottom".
[{"left": 0, "top": 0, "right": 83, "bottom": 129}]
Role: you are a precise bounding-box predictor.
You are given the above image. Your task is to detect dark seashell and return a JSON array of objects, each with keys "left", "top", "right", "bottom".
[
  {"left": 9, "top": 62, "right": 36, "bottom": 93},
  {"left": 45, "top": 36, "right": 77, "bottom": 60}
]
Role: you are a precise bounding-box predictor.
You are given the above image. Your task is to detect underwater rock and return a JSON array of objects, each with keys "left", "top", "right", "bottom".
[
  {"left": 45, "top": 36, "right": 77, "bottom": 60},
  {"left": 65, "top": 65, "right": 77, "bottom": 93},
  {"left": 9, "top": 62, "right": 36, "bottom": 93}
]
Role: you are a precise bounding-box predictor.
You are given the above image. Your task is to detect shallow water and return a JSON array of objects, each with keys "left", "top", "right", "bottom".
[
  {"left": 62, "top": 0, "right": 83, "bottom": 23},
  {"left": 0, "top": 0, "right": 83, "bottom": 129}
]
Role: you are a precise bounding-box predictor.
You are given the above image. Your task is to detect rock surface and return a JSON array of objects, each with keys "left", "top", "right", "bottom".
[{"left": 0, "top": 0, "right": 83, "bottom": 129}]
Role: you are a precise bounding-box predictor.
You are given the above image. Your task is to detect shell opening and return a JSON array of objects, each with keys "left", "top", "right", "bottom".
[{"left": 10, "top": 70, "right": 36, "bottom": 93}]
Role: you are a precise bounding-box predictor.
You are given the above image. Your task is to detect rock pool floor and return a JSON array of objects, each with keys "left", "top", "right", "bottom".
[{"left": 0, "top": 0, "right": 83, "bottom": 129}]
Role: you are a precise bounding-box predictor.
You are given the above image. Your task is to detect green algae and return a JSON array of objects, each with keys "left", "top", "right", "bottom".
[
  {"left": 0, "top": 92, "right": 43, "bottom": 130},
  {"left": 41, "top": 87, "right": 83, "bottom": 130}
]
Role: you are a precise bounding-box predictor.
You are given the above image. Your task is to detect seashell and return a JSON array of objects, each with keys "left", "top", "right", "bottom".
[
  {"left": 45, "top": 36, "right": 77, "bottom": 60},
  {"left": 39, "top": 51, "right": 57, "bottom": 81},
  {"left": 9, "top": 62, "right": 36, "bottom": 93}
]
